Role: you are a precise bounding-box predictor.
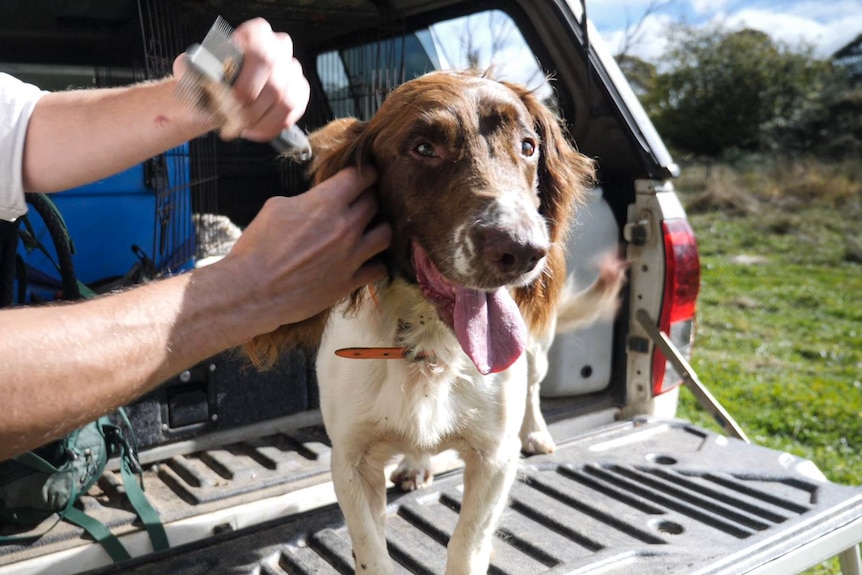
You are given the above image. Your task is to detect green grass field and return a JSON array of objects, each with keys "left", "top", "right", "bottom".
[{"left": 671, "top": 159, "right": 861, "bottom": 573}]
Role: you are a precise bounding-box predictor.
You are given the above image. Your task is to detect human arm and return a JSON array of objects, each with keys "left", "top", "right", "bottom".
[
  {"left": 0, "top": 167, "right": 390, "bottom": 460},
  {"left": 21, "top": 78, "right": 207, "bottom": 193},
  {"left": 21, "top": 17, "right": 308, "bottom": 193}
]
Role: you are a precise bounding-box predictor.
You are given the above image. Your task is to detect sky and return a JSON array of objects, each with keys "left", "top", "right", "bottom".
[{"left": 588, "top": 0, "right": 862, "bottom": 62}]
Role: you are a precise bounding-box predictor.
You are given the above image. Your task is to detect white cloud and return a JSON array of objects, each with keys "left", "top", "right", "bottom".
[
  {"left": 587, "top": 0, "right": 674, "bottom": 32},
  {"left": 722, "top": 7, "right": 862, "bottom": 57},
  {"left": 794, "top": 0, "right": 862, "bottom": 56},
  {"left": 690, "top": 0, "right": 731, "bottom": 15},
  {"left": 596, "top": 0, "right": 862, "bottom": 61},
  {"left": 724, "top": 10, "right": 824, "bottom": 49},
  {"left": 779, "top": 0, "right": 862, "bottom": 21},
  {"left": 601, "top": 12, "right": 677, "bottom": 61}
]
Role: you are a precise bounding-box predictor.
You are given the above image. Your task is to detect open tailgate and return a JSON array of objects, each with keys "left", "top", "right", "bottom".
[{"left": 10, "top": 417, "right": 854, "bottom": 575}]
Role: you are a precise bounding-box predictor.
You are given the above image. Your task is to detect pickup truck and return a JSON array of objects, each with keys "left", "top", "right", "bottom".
[{"left": 1, "top": 0, "right": 861, "bottom": 573}]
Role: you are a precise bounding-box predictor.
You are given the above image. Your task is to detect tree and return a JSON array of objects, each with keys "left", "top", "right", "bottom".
[
  {"left": 616, "top": 53, "right": 657, "bottom": 97},
  {"left": 643, "top": 24, "right": 829, "bottom": 157}
]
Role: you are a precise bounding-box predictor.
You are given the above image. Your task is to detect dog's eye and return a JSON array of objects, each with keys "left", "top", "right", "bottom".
[
  {"left": 521, "top": 139, "right": 537, "bottom": 157},
  {"left": 414, "top": 142, "right": 436, "bottom": 157}
]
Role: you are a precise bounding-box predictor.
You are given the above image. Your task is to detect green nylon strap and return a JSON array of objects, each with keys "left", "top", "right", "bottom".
[
  {"left": 113, "top": 409, "right": 169, "bottom": 553},
  {"left": 63, "top": 507, "right": 131, "bottom": 562},
  {"left": 33, "top": 194, "right": 96, "bottom": 299},
  {"left": 31, "top": 193, "right": 76, "bottom": 255},
  {"left": 0, "top": 414, "right": 168, "bottom": 558},
  {"left": 18, "top": 205, "right": 95, "bottom": 299},
  {"left": 118, "top": 452, "right": 169, "bottom": 552},
  {"left": 0, "top": 462, "right": 167, "bottom": 558},
  {"left": 77, "top": 279, "right": 96, "bottom": 298}
]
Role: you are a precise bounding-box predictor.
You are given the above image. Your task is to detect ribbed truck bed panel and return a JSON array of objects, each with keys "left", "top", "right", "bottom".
[{"left": 71, "top": 418, "right": 862, "bottom": 575}]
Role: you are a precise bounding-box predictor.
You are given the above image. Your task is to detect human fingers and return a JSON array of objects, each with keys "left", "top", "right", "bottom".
[
  {"left": 172, "top": 54, "right": 187, "bottom": 79},
  {"left": 231, "top": 19, "right": 281, "bottom": 104},
  {"left": 237, "top": 79, "right": 288, "bottom": 141},
  {"left": 346, "top": 188, "right": 380, "bottom": 230},
  {"left": 230, "top": 22, "right": 309, "bottom": 140},
  {"left": 241, "top": 59, "right": 309, "bottom": 142},
  {"left": 352, "top": 221, "right": 392, "bottom": 269},
  {"left": 312, "top": 166, "right": 378, "bottom": 205},
  {"left": 351, "top": 259, "right": 389, "bottom": 289},
  {"left": 282, "top": 58, "right": 310, "bottom": 127}
]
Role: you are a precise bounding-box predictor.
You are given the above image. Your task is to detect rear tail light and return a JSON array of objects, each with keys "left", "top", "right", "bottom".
[{"left": 653, "top": 219, "right": 701, "bottom": 395}]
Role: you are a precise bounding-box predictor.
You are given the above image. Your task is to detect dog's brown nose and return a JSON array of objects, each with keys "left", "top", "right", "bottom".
[{"left": 480, "top": 227, "right": 548, "bottom": 279}]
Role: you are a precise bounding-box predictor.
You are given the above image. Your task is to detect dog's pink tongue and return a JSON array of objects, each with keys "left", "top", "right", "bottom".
[
  {"left": 453, "top": 286, "right": 526, "bottom": 375},
  {"left": 412, "top": 242, "right": 526, "bottom": 374}
]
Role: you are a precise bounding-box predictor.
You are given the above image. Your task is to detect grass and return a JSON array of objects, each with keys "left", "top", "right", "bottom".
[{"left": 671, "top": 156, "right": 862, "bottom": 573}]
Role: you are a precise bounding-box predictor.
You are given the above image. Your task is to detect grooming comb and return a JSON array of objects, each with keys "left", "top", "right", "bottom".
[{"left": 176, "top": 16, "right": 312, "bottom": 161}]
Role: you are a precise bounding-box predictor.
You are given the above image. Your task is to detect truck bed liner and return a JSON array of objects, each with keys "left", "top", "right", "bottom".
[{"left": 69, "top": 417, "right": 862, "bottom": 574}]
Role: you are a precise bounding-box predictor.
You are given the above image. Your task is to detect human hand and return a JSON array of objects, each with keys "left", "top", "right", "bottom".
[
  {"left": 173, "top": 18, "right": 309, "bottom": 142},
  {"left": 220, "top": 167, "right": 391, "bottom": 335}
]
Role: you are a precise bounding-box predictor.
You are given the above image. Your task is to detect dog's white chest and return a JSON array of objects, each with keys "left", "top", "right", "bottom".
[{"left": 316, "top": 286, "right": 526, "bottom": 454}]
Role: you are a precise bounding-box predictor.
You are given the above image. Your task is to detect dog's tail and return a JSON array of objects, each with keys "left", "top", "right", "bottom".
[{"left": 556, "top": 254, "right": 628, "bottom": 334}]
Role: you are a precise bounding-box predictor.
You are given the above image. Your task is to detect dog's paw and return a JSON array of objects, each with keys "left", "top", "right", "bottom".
[
  {"left": 521, "top": 430, "right": 556, "bottom": 455},
  {"left": 390, "top": 455, "right": 434, "bottom": 491}
]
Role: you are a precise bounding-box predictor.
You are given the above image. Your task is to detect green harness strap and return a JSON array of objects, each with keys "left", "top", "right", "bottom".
[
  {"left": 0, "top": 418, "right": 169, "bottom": 560},
  {"left": 17, "top": 200, "right": 95, "bottom": 299},
  {"left": 63, "top": 508, "right": 132, "bottom": 563},
  {"left": 112, "top": 410, "right": 169, "bottom": 553}
]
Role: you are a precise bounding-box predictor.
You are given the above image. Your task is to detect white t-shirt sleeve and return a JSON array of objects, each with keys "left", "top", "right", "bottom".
[{"left": 0, "top": 73, "right": 47, "bottom": 222}]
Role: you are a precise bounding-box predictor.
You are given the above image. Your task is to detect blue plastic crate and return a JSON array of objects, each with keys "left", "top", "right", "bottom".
[{"left": 17, "top": 145, "right": 194, "bottom": 301}]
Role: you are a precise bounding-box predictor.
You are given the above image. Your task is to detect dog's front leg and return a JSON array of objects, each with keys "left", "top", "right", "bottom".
[
  {"left": 446, "top": 436, "right": 521, "bottom": 575},
  {"left": 520, "top": 336, "right": 556, "bottom": 454},
  {"left": 331, "top": 445, "right": 395, "bottom": 574}
]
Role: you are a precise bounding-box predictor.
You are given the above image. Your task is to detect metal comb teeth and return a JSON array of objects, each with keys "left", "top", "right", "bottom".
[
  {"left": 198, "top": 16, "right": 244, "bottom": 83},
  {"left": 174, "top": 16, "right": 241, "bottom": 125}
]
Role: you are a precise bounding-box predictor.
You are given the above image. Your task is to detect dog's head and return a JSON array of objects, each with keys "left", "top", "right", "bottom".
[{"left": 246, "top": 70, "right": 594, "bottom": 372}]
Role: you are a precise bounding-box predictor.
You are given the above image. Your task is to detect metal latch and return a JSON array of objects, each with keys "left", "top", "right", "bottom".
[{"left": 624, "top": 219, "right": 650, "bottom": 246}]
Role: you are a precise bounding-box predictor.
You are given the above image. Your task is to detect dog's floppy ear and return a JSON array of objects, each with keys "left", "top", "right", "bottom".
[
  {"left": 242, "top": 117, "right": 373, "bottom": 369},
  {"left": 307, "top": 117, "right": 371, "bottom": 184},
  {"left": 513, "top": 85, "right": 595, "bottom": 246},
  {"left": 505, "top": 82, "right": 597, "bottom": 335}
]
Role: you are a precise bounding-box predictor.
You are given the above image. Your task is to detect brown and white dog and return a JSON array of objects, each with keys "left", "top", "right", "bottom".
[{"left": 246, "top": 70, "right": 625, "bottom": 574}]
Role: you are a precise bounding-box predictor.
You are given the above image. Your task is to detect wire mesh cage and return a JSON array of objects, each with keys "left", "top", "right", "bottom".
[
  {"left": 315, "top": 20, "right": 418, "bottom": 123},
  {"left": 136, "top": 0, "right": 222, "bottom": 269},
  {"left": 273, "top": 19, "right": 414, "bottom": 192}
]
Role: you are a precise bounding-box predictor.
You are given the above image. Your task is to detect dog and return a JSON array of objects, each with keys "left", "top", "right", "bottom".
[{"left": 246, "top": 70, "right": 625, "bottom": 574}]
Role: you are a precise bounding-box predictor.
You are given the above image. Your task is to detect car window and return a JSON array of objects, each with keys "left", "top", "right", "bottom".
[{"left": 317, "top": 9, "right": 551, "bottom": 121}]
